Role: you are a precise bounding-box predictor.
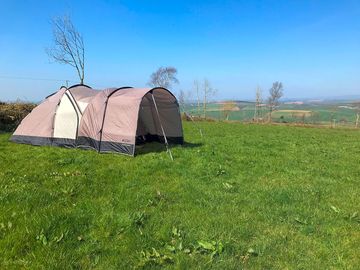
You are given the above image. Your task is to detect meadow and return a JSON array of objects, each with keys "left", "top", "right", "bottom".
[
  {"left": 185, "top": 101, "right": 359, "bottom": 126},
  {"left": 0, "top": 122, "right": 359, "bottom": 269}
]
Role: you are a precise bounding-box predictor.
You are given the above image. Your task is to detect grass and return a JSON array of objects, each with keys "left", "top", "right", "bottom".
[{"left": 1, "top": 122, "right": 360, "bottom": 269}]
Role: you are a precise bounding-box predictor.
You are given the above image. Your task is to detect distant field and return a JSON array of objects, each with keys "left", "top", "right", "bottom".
[
  {"left": 184, "top": 102, "right": 359, "bottom": 126},
  {"left": 1, "top": 122, "right": 359, "bottom": 269}
]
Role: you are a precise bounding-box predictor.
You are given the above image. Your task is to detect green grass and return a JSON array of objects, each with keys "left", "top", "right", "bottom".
[{"left": 1, "top": 122, "right": 360, "bottom": 269}]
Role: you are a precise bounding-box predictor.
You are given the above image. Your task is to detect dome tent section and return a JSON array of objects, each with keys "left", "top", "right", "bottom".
[
  {"left": 77, "top": 87, "right": 183, "bottom": 156},
  {"left": 136, "top": 88, "right": 184, "bottom": 145},
  {"left": 52, "top": 84, "right": 97, "bottom": 146},
  {"left": 10, "top": 84, "right": 97, "bottom": 147}
]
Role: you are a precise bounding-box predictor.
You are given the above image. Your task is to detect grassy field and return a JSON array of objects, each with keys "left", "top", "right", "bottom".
[
  {"left": 185, "top": 102, "right": 359, "bottom": 126},
  {"left": 1, "top": 122, "right": 360, "bottom": 269}
]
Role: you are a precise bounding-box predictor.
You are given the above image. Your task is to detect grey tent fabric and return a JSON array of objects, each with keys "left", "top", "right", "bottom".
[{"left": 10, "top": 84, "right": 184, "bottom": 156}]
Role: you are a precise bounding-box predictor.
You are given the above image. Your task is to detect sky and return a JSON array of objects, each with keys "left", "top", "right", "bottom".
[{"left": 0, "top": 0, "right": 359, "bottom": 101}]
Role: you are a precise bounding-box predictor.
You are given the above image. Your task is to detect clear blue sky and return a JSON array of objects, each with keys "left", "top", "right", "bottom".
[{"left": 0, "top": 0, "right": 359, "bottom": 101}]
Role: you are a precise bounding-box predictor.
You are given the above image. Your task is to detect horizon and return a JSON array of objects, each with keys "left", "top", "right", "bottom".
[{"left": 1, "top": 0, "right": 359, "bottom": 102}]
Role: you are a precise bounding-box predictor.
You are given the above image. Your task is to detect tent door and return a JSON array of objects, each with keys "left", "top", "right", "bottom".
[{"left": 53, "top": 92, "right": 80, "bottom": 140}]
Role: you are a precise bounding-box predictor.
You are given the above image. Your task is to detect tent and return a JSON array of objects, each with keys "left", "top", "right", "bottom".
[{"left": 11, "top": 84, "right": 184, "bottom": 156}]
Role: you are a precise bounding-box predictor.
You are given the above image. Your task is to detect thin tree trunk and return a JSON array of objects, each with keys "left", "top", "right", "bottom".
[
  {"left": 203, "top": 92, "right": 207, "bottom": 119},
  {"left": 268, "top": 108, "right": 272, "bottom": 123},
  {"left": 196, "top": 83, "right": 200, "bottom": 117},
  {"left": 253, "top": 103, "right": 257, "bottom": 122},
  {"left": 356, "top": 113, "right": 359, "bottom": 128}
]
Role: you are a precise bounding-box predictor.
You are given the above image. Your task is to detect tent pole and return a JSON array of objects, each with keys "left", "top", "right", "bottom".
[
  {"left": 184, "top": 112, "right": 203, "bottom": 138},
  {"left": 151, "top": 93, "right": 174, "bottom": 161}
]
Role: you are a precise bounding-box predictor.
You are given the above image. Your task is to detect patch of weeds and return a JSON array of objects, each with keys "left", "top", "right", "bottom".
[
  {"left": 164, "top": 227, "right": 224, "bottom": 260},
  {"left": 171, "top": 226, "right": 182, "bottom": 238},
  {"left": 344, "top": 211, "right": 360, "bottom": 223},
  {"left": 137, "top": 248, "right": 173, "bottom": 268},
  {"left": 61, "top": 186, "right": 77, "bottom": 197},
  {"left": 57, "top": 157, "right": 76, "bottom": 166},
  {"left": 222, "top": 182, "right": 238, "bottom": 193},
  {"left": 147, "top": 190, "right": 166, "bottom": 207},
  {"left": 165, "top": 226, "right": 186, "bottom": 254},
  {"left": 47, "top": 171, "right": 85, "bottom": 178},
  {"left": 0, "top": 221, "right": 13, "bottom": 231},
  {"left": 240, "top": 248, "right": 259, "bottom": 264},
  {"left": 132, "top": 211, "right": 147, "bottom": 227},
  {"left": 53, "top": 232, "right": 64, "bottom": 243},
  {"left": 36, "top": 230, "right": 48, "bottom": 246},
  {"left": 196, "top": 240, "right": 224, "bottom": 259},
  {"left": 330, "top": 205, "right": 340, "bottom": 213},
  {"left": 131, "top": 211, "right": 148, "bottom": 235},
  {"left": 0, "top": 214, "right": 16, "bottom": 237},
  {"left": 116, "top": 227, "right": 126, "bottom": 240},
  {"left": 36, "top": 230, "right": 68, "bottom": 246},
  {"left": 216, "top": 165, "right": 226, "bottom": 176},
  {"left": 77, "top": 235, "right": 85, "bottom": 241}
]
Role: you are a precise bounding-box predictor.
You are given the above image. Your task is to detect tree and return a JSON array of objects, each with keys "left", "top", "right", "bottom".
[
  {"left": 254, "top": 86, "right": 263, "bottom": 122},
  {"left": 330, "top": 106, "right": 337, "bottom": 128},
  {"left": 353, "top": 101, "right": 360, "bottom": 128},
  {"left": 267, "top": 82, "right": 284, "bottom": 122},
  {"left": 202, "top": 79, "right": 217, "bottom": 119},
  {"left": 46, "top": 15, "right": 85, "bottom": 84},
  {"left": 193, "top": 80, "right": 201, "bottom": 116},
  {"left": 177, "top": 89, "right": 192, "bottom": 112},
  {"left": 148, "top": 67, "right": 179, "bottom": 88}
]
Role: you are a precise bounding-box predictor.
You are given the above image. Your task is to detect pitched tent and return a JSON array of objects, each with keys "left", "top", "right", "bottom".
[{"left": 11, "top": 84, "right": 183, "bottom": 156}]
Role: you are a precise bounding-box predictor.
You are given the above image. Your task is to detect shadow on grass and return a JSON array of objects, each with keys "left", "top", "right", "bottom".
[{"left": 135, "top": 141, "right": 202, "bottom": 155}]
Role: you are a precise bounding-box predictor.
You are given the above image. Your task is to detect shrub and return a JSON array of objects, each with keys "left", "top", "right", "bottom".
[{"left": 0, "top": 101, "right": 36, "bottom": 132}]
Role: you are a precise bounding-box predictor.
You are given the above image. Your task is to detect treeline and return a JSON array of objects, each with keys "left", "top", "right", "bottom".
[
  {"left": 0, "top": 101, "right": 35, "bottom": 132},
  {"left": 179, "top": 81, "right": 285, "bottom": 123}
]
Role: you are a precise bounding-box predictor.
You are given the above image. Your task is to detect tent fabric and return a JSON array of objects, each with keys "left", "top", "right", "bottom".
[{"left": 10, "top": 84, "right": 183, "bottom": 156}]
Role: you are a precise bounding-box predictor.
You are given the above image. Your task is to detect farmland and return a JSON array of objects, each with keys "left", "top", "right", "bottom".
[
  {"left": 184, "top": 100, "right": 360, "bottom": 126},
  {"left": 1, "top": 122, "right": 359, "bottom": 269}
]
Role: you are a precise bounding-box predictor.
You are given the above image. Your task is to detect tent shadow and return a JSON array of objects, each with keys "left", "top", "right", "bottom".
[{"left": 135, "top": 141, "right": 203, "bottom": 155}]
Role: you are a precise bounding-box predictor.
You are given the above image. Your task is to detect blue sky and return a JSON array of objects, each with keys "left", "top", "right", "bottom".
[{"left": 0, "top": 0, "right": 359, "bottom": 101}]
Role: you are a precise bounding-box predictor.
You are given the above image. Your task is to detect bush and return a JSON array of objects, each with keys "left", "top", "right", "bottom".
[{"left": 0, "top": 101, "right": 36, "bottom": 132}]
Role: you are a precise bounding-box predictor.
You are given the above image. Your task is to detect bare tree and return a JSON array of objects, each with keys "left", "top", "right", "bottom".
[
  {"left": 330, "top": 105, "right": 337, "bottom": 128},
  {"left": 47, "top": 15, "right": 85, "bottom": 84},
  {"left": 148, "top": 67, "right": 179, "bottom": 88},
  {"left": 193, "top": 80, "right": 201, "bottom": 116},
  {"left": 267, "top": 81, "right": 284, "bottom": 122},
  {"left": 353, "top": 101, "right": 360, "bottom": 128},
  {"left": 202, "top": 79, "right": 217, "bottom": 119},
  {"left": 178, "top": 89, "right": 186, "bottom": 110},
  {"left": 254, "top": 86, "right": 263, "bottom": 122},
  {"left": 177, "top": 89, "right": 192, "bottom": 112}
]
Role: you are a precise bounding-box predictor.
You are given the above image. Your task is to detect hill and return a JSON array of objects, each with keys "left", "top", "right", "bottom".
[{"left": 0, "top": 122, "right": 359, "bottom": 269}]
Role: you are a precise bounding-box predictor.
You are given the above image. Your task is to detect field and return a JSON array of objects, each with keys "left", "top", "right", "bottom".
[
  {"left": 1, "top": 122, "right": 360, "bottom": 269},
  {"left": 184, "top": 101, "right": 360, "bottom": 126}
]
